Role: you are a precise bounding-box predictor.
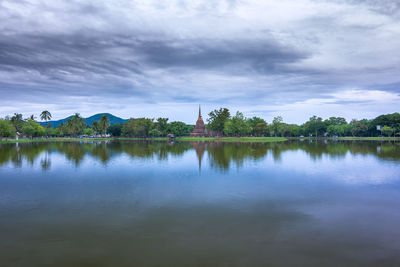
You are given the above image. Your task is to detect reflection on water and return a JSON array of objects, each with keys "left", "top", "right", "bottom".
[
  {"left": 1, "top": 140, "right": 400, "bottom": 266},
  {"left": 1, "top": 140, "right": 399, "bottom": 170}
]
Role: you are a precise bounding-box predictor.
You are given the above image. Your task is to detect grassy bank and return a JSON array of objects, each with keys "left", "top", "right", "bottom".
[
  {"left": 119, "top": 136, "right": 288, "bottom": 142},
  {"left": 0, "top": 138, "right": 113, "bottom": 144},
  {"left": 176, "top": 137, "right": 287, "bottom": 142},
  {"left": 1, "top": 136, "right": 399, "bottom": 144},
  {"left": 288, "top": 137, "right": 400, "bottom": 141},
  {"left": 336, "top": 137, "right": 400, "bottom": 141},
  {"left": 0, "top": 136, "right": 287, "bottom": 144}
]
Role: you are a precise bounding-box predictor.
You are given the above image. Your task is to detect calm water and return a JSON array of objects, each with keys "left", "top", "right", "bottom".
[{"left": 1, "top": 140, "right": 400, "bottom": 266}]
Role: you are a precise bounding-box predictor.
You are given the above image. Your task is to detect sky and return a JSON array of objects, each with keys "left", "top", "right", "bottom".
[{"left": 0, "top": 0, "right": 399, "bottom": 124}]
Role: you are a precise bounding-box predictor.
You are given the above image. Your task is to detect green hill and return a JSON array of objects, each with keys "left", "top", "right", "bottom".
[{"left": 40, "top": 113, "right": 128, "bottom": 127}]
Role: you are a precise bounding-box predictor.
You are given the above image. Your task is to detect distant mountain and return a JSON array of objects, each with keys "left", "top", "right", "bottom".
[
  {"left": 84, "top": 113, "right": 128, "bottom": 127},
  {"left": 39, "top": 113, "right": 128, "bottom": 127}
]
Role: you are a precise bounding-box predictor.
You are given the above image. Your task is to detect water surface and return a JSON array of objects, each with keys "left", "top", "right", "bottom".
[{"left": 1, "top": 140, "right": 400, "bottom": 266}]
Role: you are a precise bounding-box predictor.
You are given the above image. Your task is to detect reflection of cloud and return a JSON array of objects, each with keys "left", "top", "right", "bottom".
[
  {"left": 1, "top": 141, "right": 399, "bottom": 186},
  {"left": 279, "top": 151, "right": 400, "bottom": 185}
]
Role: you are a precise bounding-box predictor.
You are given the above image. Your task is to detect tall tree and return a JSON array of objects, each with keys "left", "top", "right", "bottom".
[
  {"left": 350, "top": 119, "right": 369, "bottom": 137},
  {"left": 65, "top": 113, "right": 86, "bottom": 136},
  {"left": 92, "top": 121, "right": 100, "bottom": 134},
  {"left": 99, "top": 115, "right": 110, "bottom": 134},
  {"left": 271, "top": 116, "right": 283, "bottom": 137},
  {"left": 155, "top": 118, "right": 169, "bottom": 135},
  {"left": 223, "top": 112, "right": 251, "bottom": 136},
  {"left": 207, "top": 108, "right": 230, "bottom": 134},
  {"left": 304, "top": 115, "right": 326, "bottom": 137},
  {"left": 40, "top": 110, "right": 52, "bottom": 125},
  {"left": 10, "top": 113, "right": 23, "bottom": 132},
  {"left": 253, "top": 122, "right": 269, "bottom": 137}
]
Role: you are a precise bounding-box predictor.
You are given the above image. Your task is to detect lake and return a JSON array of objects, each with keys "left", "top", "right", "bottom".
[{"left": 0, "top": 140, "right": 400, "bottom": 266}]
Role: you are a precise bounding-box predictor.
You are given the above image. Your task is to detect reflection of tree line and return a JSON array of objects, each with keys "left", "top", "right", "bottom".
[
  {"left": 0, "top": 141, "right": 399, "bottom": 170},
  {"left": 0, "top": 141, "right": 193, "bottom": 169},
  {"left": 280, "top": 141, "right": 400, "bottom": 162}
]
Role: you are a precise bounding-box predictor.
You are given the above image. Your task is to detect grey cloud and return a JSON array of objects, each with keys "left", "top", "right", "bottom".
[
  {"left": 133, "top": 39, "right": 308, "bottom": 74},
  {"left": 317, "top": 0, "right": 400, "bottom": 16},
  {"left": 0, "top": 34, "right": 142, "bottom": 80},
  {"left": 0, "top": 32, "right": 308, "bottom": 83},
  {"left": 0, "top": 0, "right": 399, "bottom": 122},
  {"left": 328, "top": 100, "right": 374, "bottom": 105},
  {"left": 347, "top": 0, "right": 400, "bottom": 15}
]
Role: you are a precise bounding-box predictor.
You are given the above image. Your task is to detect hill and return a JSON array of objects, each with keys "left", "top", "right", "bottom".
[{"left": 40, "top": 113, "right": 128, "bottom": 127}]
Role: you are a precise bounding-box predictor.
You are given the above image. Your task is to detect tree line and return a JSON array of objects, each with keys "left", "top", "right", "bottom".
[
  {"left": 0, "top": 111, "right": 194, "bottom": 138},
  {"left": 0, "top": 109, "right": 399, "bottom": 139},
  {"left": 206, "top": 108, "right": 400, "bottom": 137}
]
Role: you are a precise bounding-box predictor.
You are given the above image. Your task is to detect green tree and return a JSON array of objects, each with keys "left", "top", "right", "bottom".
[
  {"left": 271, "top": 116, "right": 283, "bottom": 137},
  {"left": 223, "top": 112, "right": 251, "bottom": 136},
  {"left": 21, "top": 119, "right": 46, "bottom": 137},
  {"left": 253, "top": 122, "right": 269, "bottom": 136},
  {"left": 207, "top": 108, "right": 230, "bottom": 134},
  {"left": 10, "top": 113, "right": 23, "bottom": 132},
  {"left": 155, "top": 118, "right": 169, "bottom": 135},
  {"left": 0, "top": 120, "right": 15, "bottom": 138},
  {"left": 99, "top": 115, "right": 110, "bottom": 134},
  {"left": 326, "top": 124, "right": 351, "bottom": 136},
  {"left": 381, "top": 126, "right": 394, "bottom": 137},
  {"left": 92, "top": 121, "right": 100, "bottom": 134},
  {"left": 290, "top": 125, "right": 303, "bottom": 137},
  {"left": 65, "top": 113, "right": 86, "bottom": 136},
  {"left": 83, "top": 128, "right": 95, "bottom": 136},
  {"left": 167, "top": 121, "right": 192, "bottom": 136},
  {"left": 395, "top": 123, "right": 400, "bottom": 136},
  {"left": 248, "top": 117, "right": 267, "bottom": 136},
  {"left": 304, "top": 116, "right": 326, "bottom": 137},
  {"left": 107, "top": 123, "right": 122, "bottom": 137},
  {"left": 46, "top": 127, "right": 58, "bottom": 137},
  {"left": 40, "top": 110, "right": 52, "bottom": 125},
  {"left": 350, "top": 119, "right": 369, "bottom": 137},
  {"left": 122, "top": 118, "right": 154, "bottom": 137},
  {"left": 149, "top": 128, "right": 162, "bottom": 137},
  {"left": 371, "top": 113, "right": 400, "bottom": 136},
  {"left": 325, "top": 117, "right": 347, "bottom": 126}
]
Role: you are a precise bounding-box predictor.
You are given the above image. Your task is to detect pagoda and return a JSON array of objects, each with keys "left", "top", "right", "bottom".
[{"left": 190, "top": 105, "right": 207, "bottom": 136}]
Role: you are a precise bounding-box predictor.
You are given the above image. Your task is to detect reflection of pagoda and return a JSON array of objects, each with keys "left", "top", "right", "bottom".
[
  {"left": 190, "top": 141, "right": 206, "bottom": 172},
  {"left": 190, "top": 105, "right": 207, "bottom": 136}
]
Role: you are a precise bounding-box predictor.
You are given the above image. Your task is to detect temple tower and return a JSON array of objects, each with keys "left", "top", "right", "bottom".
[{"left": 190, "top": 105, "right": 207, "bottom": 136}]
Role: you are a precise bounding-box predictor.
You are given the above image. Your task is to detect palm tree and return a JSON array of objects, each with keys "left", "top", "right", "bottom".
[
  {"left": 99, "top": 115, "right": 110, "bottom": 135},
  {"left": 66, "top": 113, "right": 86, "bottom": 136},
  {"left": 40, "top": 110, "right": 52, "bottom": 125},
  {"left": 92, "top": 121, "right": 100, "bottom": 134}
]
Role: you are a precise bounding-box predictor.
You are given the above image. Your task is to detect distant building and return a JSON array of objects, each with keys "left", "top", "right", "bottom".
[{"left": 190, "top": 105, "right": 207, "bottom": 137}]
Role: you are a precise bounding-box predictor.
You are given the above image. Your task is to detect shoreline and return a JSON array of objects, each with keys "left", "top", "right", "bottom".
[{"left": 1, "top": 136, "right": 399, "bottom": 144}]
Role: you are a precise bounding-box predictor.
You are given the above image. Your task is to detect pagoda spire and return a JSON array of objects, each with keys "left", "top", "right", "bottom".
[
  {"left": 199, "top": 105, "right": 202, "bottom": 118},
  {"left": 190, "top": 104, "right": 206, "bottom": 136}
]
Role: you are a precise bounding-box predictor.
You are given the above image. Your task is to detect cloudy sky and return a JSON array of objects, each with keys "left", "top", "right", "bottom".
[{"left": 0, "top": 0, "right": 399, "bottom": 123}]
